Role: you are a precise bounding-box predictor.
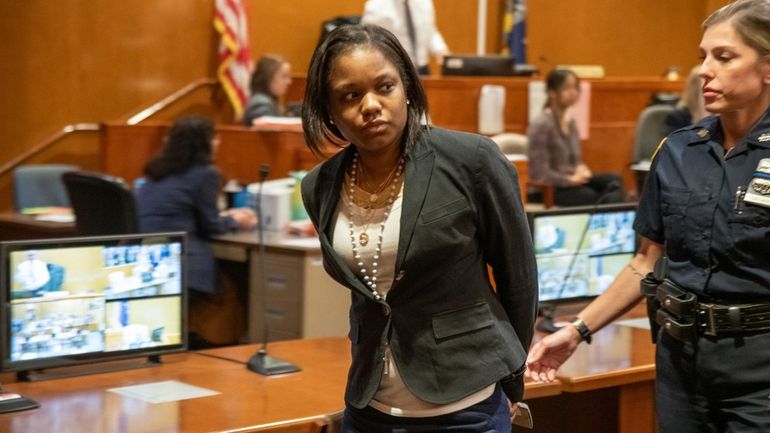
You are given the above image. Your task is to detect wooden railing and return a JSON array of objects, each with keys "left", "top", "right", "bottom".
[
  {"left": 124, "top": 78, "right": 220, "bottom": 125},
  {"left": 2, "top": 79, "right": 224, "bottom": 178},
  {"left": 0, "top": 79, "right": 229, "bottom": 211},
  {"left": 0, "top": 123, "right": 101, "bottom": 178}
]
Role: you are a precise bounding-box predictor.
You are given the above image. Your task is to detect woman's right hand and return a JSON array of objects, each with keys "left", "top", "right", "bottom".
[
  {"left": 225, "top": 208, "right": 257, "bottom": 230},
  {"left": 567, "top": 170, "right": 590, "bottom": 186},
  {"left": 526, "top": 325, "right": 583, "bottom": 382}
]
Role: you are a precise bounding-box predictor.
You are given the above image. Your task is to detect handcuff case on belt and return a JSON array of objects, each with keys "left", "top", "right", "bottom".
[{"left": 640, "top": 257, "right": 668, "bottom": 343}]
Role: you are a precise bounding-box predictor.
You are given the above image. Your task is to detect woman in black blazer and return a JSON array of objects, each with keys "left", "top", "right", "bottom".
[{"left": 301, "top": 25, "right": 537, "bottom": 432}]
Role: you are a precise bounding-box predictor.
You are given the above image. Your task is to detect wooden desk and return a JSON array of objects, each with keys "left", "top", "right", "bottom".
[
  {"left": 523, "top": 319, "right": 657, "bottom": 433},
  {"left": 0, "top": 338, "right": 349, "bottom": 433},
  {"left": 0, "top": 337, "right": 564, "bottom": 433},
  {"left": 558, "top": 322, "right": 656, "bottom": 433},
  {"left": 210, "top": 232, "right": 350, "bottom": 343},
  {"left": 0, "top": 212, "right": 76, "bottom": 241}
]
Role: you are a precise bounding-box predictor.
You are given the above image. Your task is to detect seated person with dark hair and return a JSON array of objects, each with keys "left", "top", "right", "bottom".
[
  {"left": 527, "top": 69, "right": 625, "bottom": 206},
  {"left": 136, "top": 116, "right": 256, "bottom": 347}
]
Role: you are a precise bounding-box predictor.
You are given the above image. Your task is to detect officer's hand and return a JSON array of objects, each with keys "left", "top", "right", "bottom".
[{"left": 526, "top": 325, "right": 582, "bottom": 382}]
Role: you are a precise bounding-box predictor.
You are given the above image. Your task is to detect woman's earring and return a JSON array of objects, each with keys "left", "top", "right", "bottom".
[
  {"left": 406, "top": 99, "right": 411, "bottom": 105},
  {"left": 329, "top": 119, "right": 335, "bottom": 125}
]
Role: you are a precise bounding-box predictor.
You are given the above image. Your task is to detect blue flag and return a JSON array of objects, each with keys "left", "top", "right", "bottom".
[{"left": 503, "top": 0, "right": 526, "bottom": 64}]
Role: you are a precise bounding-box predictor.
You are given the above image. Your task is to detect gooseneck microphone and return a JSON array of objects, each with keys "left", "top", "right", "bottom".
[
  {"left": 247, "top": 164, "right": 300, "bottom": 375},
  {"left": 536, "top": 181, "right": 623, "bottom": 333}
]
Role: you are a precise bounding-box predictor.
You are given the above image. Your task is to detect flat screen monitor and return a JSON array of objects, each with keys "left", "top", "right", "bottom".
[
  {"left": 442, "top": 55, "right": 517, "bottom": 76},
  {"left": 0, "top": 232, "right": 186, "bottom": 378},
  {"left": 528, "top": 203, "right": 637, "bottom": 305}
]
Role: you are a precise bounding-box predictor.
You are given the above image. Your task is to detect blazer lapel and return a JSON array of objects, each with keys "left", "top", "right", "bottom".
[
  {"left": 314, "top": 147, "right": 373, "bottom": 298},
  {"left": 395, "top": 134, "right": 435, "bottom": 273}
]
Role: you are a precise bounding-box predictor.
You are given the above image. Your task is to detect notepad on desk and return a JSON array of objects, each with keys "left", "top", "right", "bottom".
[
  {"left": 34, "top": 213, "right": 75, "bottom": 223},
  {"left": 108, "top": 380, "right": 219, "bottom": 404},
  {"left": 255, "top": 116, "right": 302, "bottom": 125},
  {"left": 21, "top": 206, "right": 72, "bottom": 216}
]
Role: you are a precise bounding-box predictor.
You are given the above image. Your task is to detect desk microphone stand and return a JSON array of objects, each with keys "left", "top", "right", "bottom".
[{"left": 247, "top": 164, "right": 300, "bottom": 376}]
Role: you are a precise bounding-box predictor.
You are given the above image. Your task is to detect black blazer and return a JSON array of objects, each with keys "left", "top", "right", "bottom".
[
  {"left": 136, "top": 165, "right": 238, "bottom": 294},
  {"left": 301, "top": 127, "right": 538, "bottom": 408}
]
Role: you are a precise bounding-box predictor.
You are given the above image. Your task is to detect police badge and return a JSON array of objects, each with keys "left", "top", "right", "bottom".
[{"left": 743, "top": 158, "right": 770, "bottom": 207}]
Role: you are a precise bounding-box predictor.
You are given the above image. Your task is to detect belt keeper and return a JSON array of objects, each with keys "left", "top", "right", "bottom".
[{"left": 727, "top": 306, "right": 742, "bottom": 329}]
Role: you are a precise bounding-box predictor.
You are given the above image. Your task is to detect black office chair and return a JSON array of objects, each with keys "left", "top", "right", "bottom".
[
  {"left": 62, "top": 171, "right": 139, "bottom": 236},
  {"left": 631, "top": 104, "right": 675, "bottom": 194}
]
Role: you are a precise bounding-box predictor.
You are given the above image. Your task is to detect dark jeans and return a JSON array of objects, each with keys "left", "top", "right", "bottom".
[
  {"left": 656, "top": 329, "right": 770, "bottom": 432},
  {"left": 554, "top": 172, "right": 625, "bottom": 207},
  {"left": 341, "top": 384, "right": 511, "bottom": 433}
]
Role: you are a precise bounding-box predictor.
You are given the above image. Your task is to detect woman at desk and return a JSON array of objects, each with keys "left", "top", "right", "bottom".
[
  {"left": 242, "top": 55, "right": 295, "bottom": 127},
  {"left": 301, "top": 24, "right": 537, "bottom": 432},
  {"left": 527, "top": 69, "right": 625, "bottom": 206},
  {"left": 528, "top": 1, "right": 770, "bottom": 431},
  {"left": 135, "top": 117, "right": 256, "bottom": 344}
]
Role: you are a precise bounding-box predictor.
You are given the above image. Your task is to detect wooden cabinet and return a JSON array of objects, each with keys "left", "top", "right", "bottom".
[{"left": 212, "top": 233, "right": 350, "bottom": 343}]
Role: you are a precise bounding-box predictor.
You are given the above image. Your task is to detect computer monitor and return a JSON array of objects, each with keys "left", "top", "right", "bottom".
[
  {"left": 442, "top": 55, "right": 516, "bottom": 76},
  {"left": 528, "top": 203, "right": 637, "bottom": 329},
  {"left": 0, "top": 232, "right": 186, "bottom": 379}
]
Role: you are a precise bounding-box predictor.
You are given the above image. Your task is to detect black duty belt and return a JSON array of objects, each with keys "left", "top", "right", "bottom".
[{"left": 655, "top": 280, "right": 770, "bottom": 341}]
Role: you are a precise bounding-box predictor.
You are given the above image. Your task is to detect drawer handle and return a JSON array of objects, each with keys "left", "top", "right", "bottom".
[{"left": 266, "top": 274, "right": 287, "bottom": 290}]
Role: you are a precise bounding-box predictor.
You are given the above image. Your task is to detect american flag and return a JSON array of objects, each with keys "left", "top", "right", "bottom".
[{"left": 213, "top": 0, "right": 252, "bottom": 120}]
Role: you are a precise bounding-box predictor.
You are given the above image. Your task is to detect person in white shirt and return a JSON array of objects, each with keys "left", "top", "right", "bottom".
[
  {"left": 15, "top": 250, "right": 50, "bottom": 293},
  {"left": 361, "top": 0, "right": 449, "bottom": 74}
]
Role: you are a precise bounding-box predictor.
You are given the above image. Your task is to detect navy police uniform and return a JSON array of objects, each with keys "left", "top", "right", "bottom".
[{"left": 635, "top": 108, "right": 770, "bottom": 432}]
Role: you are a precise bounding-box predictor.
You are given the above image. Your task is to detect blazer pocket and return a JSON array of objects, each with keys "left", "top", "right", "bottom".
[
  {"left": 420, "top": 197, "right": 470, "bottom": 225},
  {"left": 432, "top": 302, "right": 494, "bottom": 340}
]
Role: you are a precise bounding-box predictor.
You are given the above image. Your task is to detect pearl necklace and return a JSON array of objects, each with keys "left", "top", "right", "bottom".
[{"left": 347, "top": 152, "right": 404, "bottom": 300}]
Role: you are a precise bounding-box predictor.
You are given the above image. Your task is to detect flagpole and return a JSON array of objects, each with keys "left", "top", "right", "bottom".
[{"left": 476, "top": 0, "right": 487, "bottom": 55}]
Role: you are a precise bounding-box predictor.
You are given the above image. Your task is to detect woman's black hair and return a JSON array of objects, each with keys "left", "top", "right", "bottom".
[
  {"left": 250, "top": 55, "right": 286, "bottom": 98},
  {"left": 302, "top": 24, "right": 428, "bottom": 156},
  {"left": 543, "top": 68, "right": 580, "bottom": 109},
  {"left": 144, "top": 116, "right": 215, "bottom": 180}
]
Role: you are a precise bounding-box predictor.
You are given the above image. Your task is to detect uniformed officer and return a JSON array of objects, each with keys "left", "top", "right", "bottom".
[{"left": 526, "top": 1, "right": 770, "bottom": 431}]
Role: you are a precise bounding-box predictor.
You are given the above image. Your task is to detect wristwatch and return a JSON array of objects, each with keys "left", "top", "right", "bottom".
[{"left": 570, "top": 317, "right": 592, "bottom": 344}]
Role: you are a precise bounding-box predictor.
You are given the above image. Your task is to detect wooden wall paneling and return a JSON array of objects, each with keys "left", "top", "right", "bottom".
[
  {"left": 215, "top": 127, "right": 304, "bottom": 184},
  {"left": 527, "top": 0, "right": 705, "bottom": 76},
  {"left": 589, "top": 79, "right": 685, "bottom": 122},
  {"left": 1, "top": 1, "right": 218, "bottom": 212},
  {"left": 101, "top": 123, "right": 168, "bottom": 183},
  {"left": 584, "top": 125, "right": 639, "bottom": 190},
  {"left": 705, "top": 0, "right": 732, "bottom": 16},
  {"left": 101, "top": 123, "right": 309, "bottom": 185},
  {"left": 421, "top": 77, "right": 530, "bottom": 133},
  {"left": 247, "top": 0, "right": 365, "bottom": 76},
  {"left": 618, "top": 381, "right": 656, "bottom": 433},
  {"left": 586, "top": 79, "right": 684, "bottom": 190},
  {"left": 262, "top": 0, "right": 502, "bottom": 77}
]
